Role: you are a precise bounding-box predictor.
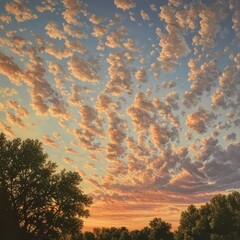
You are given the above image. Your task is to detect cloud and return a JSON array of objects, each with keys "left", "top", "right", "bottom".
[
  {"left": 48, "top": 97, "right": 71, "bottom": 121},
  {"left": 150, "top": 4, "right": 157, "bottom": 11},
  {"left": 123, "top": 38, "right": 137, "bottom": 52},
  {"left": 72, "top": 103, "right": 104, "bottom": 151},
  {"left": 36, "top": 0, "right": 56, "bottom": 13},
  {"left": 126, "top": 92, "right": 156, "bottom": 132},
  {"left": 30, "top": 95, "right": 49, "bottom": 116},
  {"left": 5, "top": 0, "right": 38, "bottom": 22},
  {"left": 151, "top": 123, "right": 178, "bottom": 146},
  {"left": 35, "top": 35, "right": 45, "bottom": 52},
  {"left": 45, "top": 43, "right": 73, "bottom": 60},
  {"left": 89, "top": 14, "right": 103, "bottom": 25},
  {"left": 0, "top": 14, "right": 12, "bottom": 23},
  {"left": 62, "top": 0, "right": 88, "bottom": 26},
  {"left": 134, "top": 68, "right": 147, "bottom": 83},
  {"left": 68, "top": 56, "right": 100, "bottom": 82},
  {"left": 7, "top": 100, "right": 28, "bottom": 118},
  {"left": 91, "top": 25, "right": 108, "bottom": 39},
  {"left": 0, "top": 52, "right": 23, "bottom": 86},
  {"left": 198, "top": 6, "right": 221, "bottom": 48},
  {"left": 114, "top": 0, "right": 135, "bottom": 11},
  {"left": 232, "top": 9, "right": 240, "bottom": 39},
  {"left": 183, "top": 59, "right": 219, "bottom": 108},
  {"left": 79, "top": 104, "right": 104, "bottom": 138},
  {"left": 0, "top": 34, "right": 35, "bottom": 58},
  {"left": 95, "top": 94, "right": 120, "bottom": 114},
  {"left": 65, "top": 40, "right": 88, "bottom": 55},
  {"left": 24, "top": 57, "right": 70, "bottom": 121},
  {"left": 223, "top": 133, "right": 237, "bottom": 141},
  {"left": 158, "top": 4, "right": 190, "bottom": 72},
  {"left": 106, "top": 52, "right": 132, "bottom": 96},
  {"left": 65, "top": 147, "right": 78, "bottom": 154},
  {"left": 0, "top": 120, "right": 15, "bottom": 137},
  {"left": 186, "top": 108, "right": 216, "bottom": 134},
  {"left": 48, "top": 62, "right": 64, "bottom": 76},
  {"left": 124, "top": 51, "right": 134, "bottom": 63},
  {"left": 53, "top": 132, "right": 61, "bottom": 140},
  {"left": 64, "top": 157, "right": 73, "bottom": 164},
  {"left": 211, "top": 65, "right": 240, "bottom": 111},
  {"left": 105, "top": 26, "right": 126, "bottom": 48},
  {"left": 153, "top": 91, "right": 180, "bottom": 127},
  {"left": 6, "top": 112, "right": 25, "bottom": 128},
  {"left": 169, "top": 0, "right": 181, "bottom": 7},
  {"left": 42, "top": 134, "right": 58, "bottom": 148},
  {"left": 45, "top": 22, "right": 65, "bottom": 40},
  {"left": 85, "top": 162, "right": 96, "bottom": 170},
  {"left": 68, "top": 84, "right": 83, "bottom": 106},
  {"left": 106, "top": 112, "right": 127, "bottom": 162},
  {"left": 211, "top": 88, "right": 226, "bottom": 109},
  {"left": 0, "top": 87, "right": 17, "bottom": 97},
  {"left": 234, "top": 53, "right": 240, "bottom": 69},
  {"left": 219, "top": 66, "right": 239, "bottom": 94},
  {"left": 196, "top": 141, "right": 240, "bottom": 192},
  {"left": 63, "top": 24, "right": 87, "bottom": 39},
  {"left": 140, "top": 10, "right": 150, "bottom": 21}
]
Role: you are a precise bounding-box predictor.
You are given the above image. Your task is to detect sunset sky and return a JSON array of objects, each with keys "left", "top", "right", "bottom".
[{"left": 0, "top": 0, "right": 240, "bottom": 231}]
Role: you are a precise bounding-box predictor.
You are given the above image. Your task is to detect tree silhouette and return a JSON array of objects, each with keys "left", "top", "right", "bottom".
[
  {"left": 0, "top": 133, "right": 92, "bottom": 240},
  {"left": 149, "top": 218, "right": 174, "bottom": 240},
  {"left": 175, "top": 192, "right": 240, "bottom": 240}
]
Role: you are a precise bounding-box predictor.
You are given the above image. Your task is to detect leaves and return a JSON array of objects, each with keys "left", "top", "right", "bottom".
[
  {"left": 0, "top": 133, "right": 92, "bottom": 240},
  {"left": 175, "top": 192, "right": 240, "bottom": 240}
]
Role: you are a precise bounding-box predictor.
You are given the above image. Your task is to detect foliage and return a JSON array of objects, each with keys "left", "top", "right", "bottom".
[
  {"left": 175, "top": 192, "right": 240, "bottom": 240},
  {"left": 79, "top": 220, "right": 173, "bottom": 240},
  {"left": 149, "top": 218, "right": 174, "bottom": 240},
  {"left": 0, "top": 133, "right": 92, "bottom": 240}
]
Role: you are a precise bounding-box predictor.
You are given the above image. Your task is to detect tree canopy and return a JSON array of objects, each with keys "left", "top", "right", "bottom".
[
  {"left": 0, "top": 133, "right": 92, "bottom": 240},
  {"left": 175, "top": 191, "right": 240, "bottom": 240}
]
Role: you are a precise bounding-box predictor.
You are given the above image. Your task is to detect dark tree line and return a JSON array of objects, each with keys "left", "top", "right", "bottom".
[
  {"left": 1, "top": 133, "right": 240, "bottom": 240},
  {"left": 80, "top": 218, "right": 173, "bottom": 240}
]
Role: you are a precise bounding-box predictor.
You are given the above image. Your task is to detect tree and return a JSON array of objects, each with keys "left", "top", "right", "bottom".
[
  {"left": 175, "top": 192, "right": 240, "bottom": 240},
  {"left": 0, "top": 185, "right": 19, "bottom": 240},
  {"left": 119, "top": 228, "right": 131, "bottom": 240},
  {"left": 130, "top": 230, "right": 140, "bottom": 240},
  {"left": 174, "top": 205, "right": 200, "bottom": 240},
  {"left": 209, "top": 194, "right": 234, "bottom": 237},
  {"left": 192, "top": 203, "right": 211, "bottom": 240},
  {"left": 0, "top": 133, "right": 92, "bottom": 240},
  {"left": 149, "top": 218, "right": 174, "bottom": 240},
  {"left": 227, "top": 191, "right": 240, "bottom": 237},
  {"left": 83, "top": 231, "right": 95, "bottom": 240}
]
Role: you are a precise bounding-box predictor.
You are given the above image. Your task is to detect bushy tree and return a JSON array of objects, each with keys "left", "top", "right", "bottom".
[
  {"left": 0, "top": 133, "right": 92, "bottom": 240},
  {"left": 149, "top": 218, "right": 174, "bottom": 240},
  {"left": 175, "top": 192, "right": 240, "bottom": 240},
  {"left": 175, "top": 205, "right": 200, "bottom": 240}
]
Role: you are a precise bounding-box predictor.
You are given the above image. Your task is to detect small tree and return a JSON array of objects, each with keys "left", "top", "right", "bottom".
[{"left": 0, "top": 133, "right": 92, "bottom": 240}]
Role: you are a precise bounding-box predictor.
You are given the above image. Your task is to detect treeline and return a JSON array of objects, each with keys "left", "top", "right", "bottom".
[
  {"left": 1, "top": 133, "right": 240, "bottom": 240},
  {"left": 81, "top": 191, "right": 240, "bottom": 240},
  {"left": 80, "top": 218, "right": 173, "bottom": 240}
]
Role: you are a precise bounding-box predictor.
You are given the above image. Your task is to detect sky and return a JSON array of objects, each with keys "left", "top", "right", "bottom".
[{"left": 0, "top": 0, "right": 240, "bottom": 231}]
